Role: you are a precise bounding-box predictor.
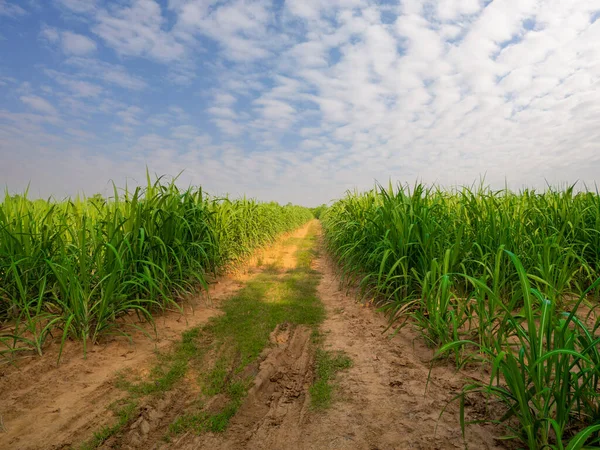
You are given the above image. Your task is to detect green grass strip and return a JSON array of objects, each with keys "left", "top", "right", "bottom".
[{"left": 309, "top": 349, "right": 352, "bottom": 410}]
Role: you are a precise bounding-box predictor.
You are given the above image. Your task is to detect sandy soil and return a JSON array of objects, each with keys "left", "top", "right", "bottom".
[{"left": 0, "top": 222, "right": 503, "bottom": 450}]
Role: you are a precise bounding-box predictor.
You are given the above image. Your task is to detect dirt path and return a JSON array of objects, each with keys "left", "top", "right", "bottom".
[
  {"left": 0, "top": 222, "right": 502, "bottom": 450},
  {"left": 172, "top": 228, "right": 502, "bottom": 450}
]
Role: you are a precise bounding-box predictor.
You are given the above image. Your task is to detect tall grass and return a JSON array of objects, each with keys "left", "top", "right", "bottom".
[
  {"left": 322, "top": 182, "right": 600, "bottom": 448},
  {"left": 0, "top": 177, "right": 312, "bottom": 359}
]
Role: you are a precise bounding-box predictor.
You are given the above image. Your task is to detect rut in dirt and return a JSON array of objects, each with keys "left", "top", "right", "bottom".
[{"left": 172, "top": 324, "right": 316, "bottom": 450}]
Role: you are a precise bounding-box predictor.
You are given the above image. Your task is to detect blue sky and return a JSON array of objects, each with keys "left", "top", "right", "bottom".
[{"left": 1, "top": 0, "right": 600, "bottom": 206}]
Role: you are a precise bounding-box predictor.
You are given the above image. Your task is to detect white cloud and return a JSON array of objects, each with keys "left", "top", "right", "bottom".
[
  {"left": 65, "top": 57, "right": 148, "bottom": 90},
  {"left": 170, "top": 125, "right": 212, "bottom": 147},
  {"left": 213, "top": 118, "right": 243, "bottom": 137},
  {"left": 61, "top": 31, "right": 97, "bottom": 55},
  {"left": 20, "top": 95, "right": 58, "bottom": 116},
  {"left": 147, "top": 106, "right": 190, "bottom": 127},
  {"left": 40, "top": 26, "right": 60, "bottom": 43},
  {"left": 172, "top": 0, "right": 274, "bottom": 61},
  {"left": 0, "top": 0, "right": 26, "bottom": 17},
  {"left": 40, "top": 27, "right": 97, "bottom": 55},
  {"left": 118, "top": 106, "right": 143, "bottom": 125},
  {"left": 94, "top": 0, "right": 186, "bottom": 62},
  {"left": 213, "top": 93, "right": 237, "bottom": 106},
  {"left": 113, "top": 106, "right": 144, "bottom": 134},
  {"left": 65, "top": 127, "right": 96, "bottom": 140},
  {"left": 55, "top": 0, "right": 98, "bottom": 14},
  {"left": 44, "top": 69, "right": 103, "bottom": 98},
  {"left": 207, "top": 106, "right": 237, "bottom": 119}
]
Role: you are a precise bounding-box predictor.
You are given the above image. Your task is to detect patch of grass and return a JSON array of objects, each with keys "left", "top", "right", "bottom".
[
  {"left": 311, "top": 329, "right": 324, "bottom": 344},
  {"left": 78, "top": 399, "right": 138, "bottom": 450},
  {"left": 310, "top": 349, "right": 352, "bottom": 410},
  {"left": 169, "top": 403, "right": 239, "bottom": 435},
  {"left": 169, "top": 380, "right": 248, "bottom": 435},
  {"left": 117, "top": 327, "right": 204, "bottom": 396},
  {"left": 292, "top": 226, "right": 320, "bottom": 271}
]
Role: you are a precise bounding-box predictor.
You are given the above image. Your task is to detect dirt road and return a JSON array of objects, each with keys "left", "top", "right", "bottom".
[{"left": 0, "top": 221, "right": 502, "bottom": 450}]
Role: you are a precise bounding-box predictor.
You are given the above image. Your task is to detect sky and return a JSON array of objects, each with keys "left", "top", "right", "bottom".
[{"left": 0, "top": 0, "right": 599, "bottom": 206}]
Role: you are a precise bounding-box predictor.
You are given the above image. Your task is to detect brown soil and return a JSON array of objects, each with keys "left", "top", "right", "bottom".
[{"left": 0, "top": 222, "right": 503, "bottom": 450}]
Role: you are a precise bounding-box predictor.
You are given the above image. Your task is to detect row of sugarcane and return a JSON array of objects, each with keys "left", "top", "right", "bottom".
[
  {"left": 0, "top": 177, "right": 313, "bottom": 360},
  {"left": 322, "top": 182, "right": 600, "bottom": 450}
]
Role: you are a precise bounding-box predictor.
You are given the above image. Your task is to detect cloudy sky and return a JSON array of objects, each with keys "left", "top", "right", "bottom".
[{"left": 0, "top": 0, "right": 599, "bottom": 205}]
